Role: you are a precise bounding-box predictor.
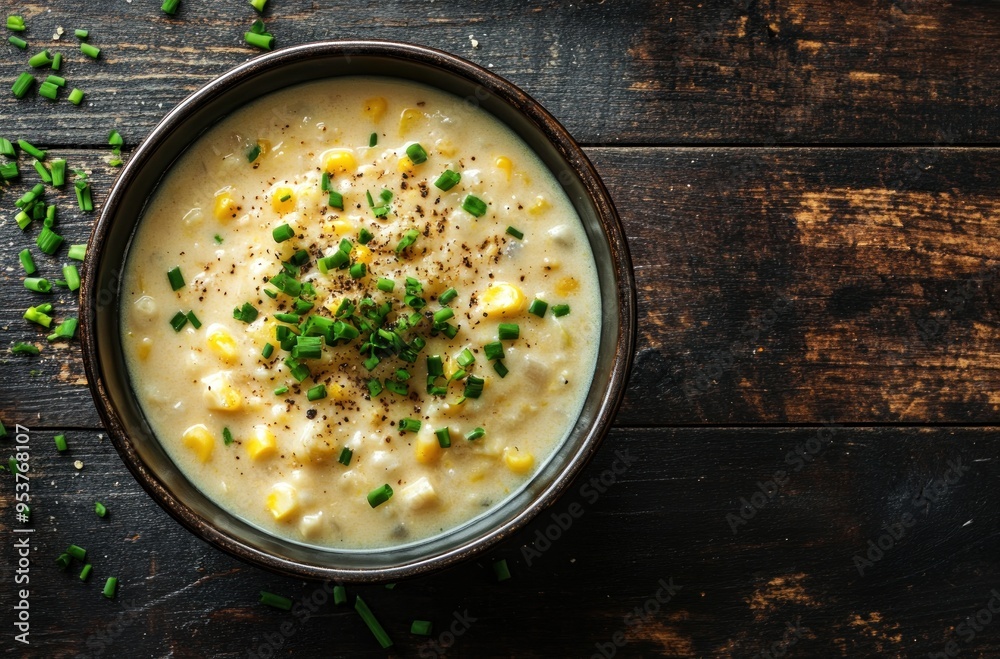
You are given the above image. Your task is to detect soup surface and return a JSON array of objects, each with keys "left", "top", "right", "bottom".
[{"left": 121, "top": 77, "right": 600, "bottom": 548}]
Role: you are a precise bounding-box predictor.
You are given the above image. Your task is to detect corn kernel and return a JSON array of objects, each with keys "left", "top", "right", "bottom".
[
  {"left": 324, "top": 219, "right": 353, "bottom": 236},
  {"left": 256, "top": 138, "right": 271, "bottom": 158},
  {"left": 323, "top": 149, "right": 357, "bottom": 176},
  {"left": 265, "top": 482, "right": 298, "bottom": 521},
  {"left": 397, "top": 156, "right": 414, "bottom": 173},
  {"left": 327, "top": 383, "right": 349, "bottom": 401},
  {"left": 398, "top": 108, "right": 426, "bottom": 136},
  {"left": 437, "top": 141, "right": 458, "bottom": 157},
  {"left": 351, "top": 243, "right": 372, "bottom": 265},
  {"left": 271, "top": 186, "right": 295, "bottom": 215},
  {"left": 323, "top": 295, "right": 345, "bottom": 314},
  {"left": 364, "top": 97, "right": 387, "bottom": 123},
  {"left": 502, "top": 447, "right": 534, "bottom": 474},
  {"left": 495, "top": 156, "right": 513, "bottom": 181},
  {"left": 206, "top": 325, "right": 238, "bottom": 364},
  {"left": 202, "top": 372, "right": 243, "bottom": 412},
  {"left": 414, "top": 434, "right": 442, "bottom": 464},
  {"left": 481, "top": 282, "right": 526, "bottom": 317},
  {"left": 214, "top": 190, "right": 238, "bottom": 221},
  {"left": 555, "top": 276, "right": 580, "bottom": 297},
  {"left": 182, "top": 424, "right": 214, "bottom": 463},
  {"left": 246, "top": 425, "right": 277, "bottom": 461},
  {"left": 528, "top": 196, "right": 550, "bottom": 216},
  {"left": 136, "top": 337, "right": 153, "bottom": 361}
]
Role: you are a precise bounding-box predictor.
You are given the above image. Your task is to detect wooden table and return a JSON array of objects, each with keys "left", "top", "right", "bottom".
[{"left": 3, "top": 1, "right": 1000, "bottom": 656}]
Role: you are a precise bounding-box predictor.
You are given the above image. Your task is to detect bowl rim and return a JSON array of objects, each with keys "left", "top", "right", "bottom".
[{"left": 80, "top": 39, "right": 636, "bottom": 582}]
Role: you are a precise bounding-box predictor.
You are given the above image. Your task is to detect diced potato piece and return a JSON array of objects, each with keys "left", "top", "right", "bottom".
[
  {"left": 136, "top": 337, "right": 153, "bottom": 361},
  {"left": 323, "top": 149, "right": 357, "bottom": 176},
  {"left": 182, "top": 424, "right": 214, "bottom": 463},
  {"left": 351, "top": 243, "right": 372, "bottom": 265},
  {"left": 247, "top": 424, "right": 277, "bottom": 461},
  {"left": 214, "top": 190, "right": 238, "bottom": 221},
  {"left": 256, "top": 139, "right": 271, "bottom": 158},
  {"left": 481, "top": 283, "right": 526, "bottom": 317},
  {"left": 400, "top": 477, "right": 437, "bottom": 510},
  {"left": 299, "top": 512, "right": 323, "bottom": 538},
  {"left": 398, "top": 108, "right": 426, "bottom": 136},
  {"left": 182, "top": 207, "right": 203, "bottom": 228},
  {"left": 555, "top": 276, "right": 579, "bottom": 296},
  {"left": 364, "top": 97, "right": 387, "bottom": 123},
  {"left": 502, "top": 447, "right": 534, "bottom": 474},
  {"left": 528, "top": 196, "right": 550, "bottom": 216},
  {"left": 414, "top": 434, "right": 442, "bottom": 464},
  {"left": 271, "top": 186, "right": 296, "bottom": 215},
  {"left": 206, "top": 325, "right": 238, "bottom": 364},
  {"left": 266, "top": 482, "right": 298, "bottom": 521},
  {"left": 494, "top": 156, "right": 513, "bottom": 181},
  {"left": 202, "top": 372, "right": 243, "bottom": 412}
]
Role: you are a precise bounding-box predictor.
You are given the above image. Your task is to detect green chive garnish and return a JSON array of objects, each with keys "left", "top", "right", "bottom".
[
  {"left": 56, "top": 554, "right": 71, "bottom": 570},
  {"left": 338, "top": 447, "right": 353, "bottom": 466},
  {"left": 493, "top": 360, "right": 509, "bottom": 378},
  {"left": 438, "top": 288, "right": 458, "bottom": 305},
  {"left": 328, "top": 190, "right": 344, "bottom": 209},
  {"left": 498, "top": 322, "right": 519, "bottom": 340},
  {"left": 17, "top": 140, "right": 45, "bottom": 160},
  {"left": 67, "top": 88, "right": 84, "bottom": 105},
  {"left": 24, "top": 278, "right": 52, "bottom": 293},
  {"left": 261, "top": 342, "right": 274, "bottom": 359},
  {"left": 244, "top": 30, "right": 274, "bottom": 50},
  {"left": 274, "top": 385, "right": 288, "bottom": 395},
  {"left": 272, "top": 223, "right": 294, "bottom": 242},
  {"left": 7, "top": 15, "right": 26, "bottom": 31},
  {"left": 528, "top": 299, "right": 548, "bottom": 317},
  {"left": 19, "top": 249, "right": 36, "bottom": 275},
  {"left": 79, "top": 564, "right": 92, "bottom": 581},
  {"left": 456, "top": 347, "right": 474, "bottom": 367},
  {"left": 11, "top": 73, "right": 35, "bottom": 99},
  {"left": 483, "top": 341, "right": 504, "bottom": 360},
  {"left": 36, "top": 226, "right": 62, "bottom": 254},
  {"left": 161, "top": 0, "right": 180, "bottom": 15},
  {"left": 38, "top": 82, "right": 59, "bottom": 100},
  {"left": 64, "top": 265, "right": 81, "bottom": 292},
  {"left": 80, "top": 43, "right": 100, "bottom": 59},
  {"left": 349, "top": 262, "right": 366, "bottom": 279},
  {"left": 51, "top": 159, "right": 66, "bottom": 187},
  {"left": 28, "top": 50, "right": 53, "bottom": 68},
  {"left": 0, "top": 138, "right": 13, "bottom": 156},
  {"left": 405, "top": 142, "right": 428, "bottom": 164},
  {"left": 67, "top": 544, "right": 87, "bottom": 561},
  {"left": 376, "top": 277, "right": 395, "bottom": 293},
  {"left": 398, "top": 418, "right": 421, "bottom": 433},
  {"left": 552, "top": 304, "right": 571, "bottom": 317},
  {"left": 411, "top": 620, "right": 433, "bottom": 636},
  {"left": 1, "top": 162, "right": 19, "bottom": 180},
  {"left": 506, "top": 226, "right": 524, "bottom": 240},
  {"left": 169, "top": 311, "right": 188, "bottom": 332},
  {"left": 54, "top": 434, "right": 68, "bottom": 451},
  {"left": 434, "top": 169, "right": 461, "bottom": 191},
  {"left": 51, "top": 53, "right": 62, "bottom": 70},
  {"left": 395, "top": 228, "right": 419, "bottom": 253},
  {"left": 358, "top": 227, "right": 373, "bottom": 244},
  {"left": 102, "top": 577, "right": 118, "bottom": 599},
  {"left": 233, "top": 302, "right": 259, "bottom": 323},
  {"left": 74, "top": 29, "right": 89, "bottom": 39},
  {"left": 367, "top": 484, "right": 393, "bottom": 509},
  {"left": 462, "top": 195, "right": 487, "bottom": 217},
  {"left": 435, "top": 427, "right": 451, "bottom": 448},
  {"left": 68, "top": 244, "right": 86, "bottom": 260},
  {"left": 250, "top": 0, "right": 268, "bottom": 12},
  {"left": 369, "top": 132, "right": 378, "bottom": 147},
  {"left": 367, "top": 378, "right": 383, "bottom": 397},
  {"left": 307, "top": 384, "right": 327, "bottom": 401},
  {"left": 259, "top": 591, "right": 292, "bottom": 610},
  {"left": 94, "top": 501, "right": 107, "bottom": 517},
  {"left": 8, "top": 36, "right": 26, "bottom": 49},
  {"left": 463, "top": 375, "right": 485, "bottom": 399},
  {"left": 222, "top": 427, "right": 234, "bottom": 446},
  {"left": 465, "top": 427, "right": 485, "bottom": 441},
  {"left": 167, "top": 266, "right": 185, "bottom": 290},
  {"left": 493, "top": 559, "right": 511, "bottom": 582},
  {"left": 334, "top": 585, "right": 347, "bottom": 605},
  {"left": 23, "top": 306, "right": 52, "bottom": 327},
  {"left": 355, "top": 596, "right": 393, "bottom": 648},
  {"left": 46, "top": 75, "right": 67, "bottom": 88}
]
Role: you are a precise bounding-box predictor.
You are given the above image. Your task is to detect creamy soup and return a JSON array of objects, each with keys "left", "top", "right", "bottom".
[{"left": 121, "top": 77, "right": 600, "bottom": 549}]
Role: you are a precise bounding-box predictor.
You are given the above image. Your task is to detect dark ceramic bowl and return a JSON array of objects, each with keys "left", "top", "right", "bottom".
[{"left": 80, "top": 41, "right": 635, "bottom": 582}]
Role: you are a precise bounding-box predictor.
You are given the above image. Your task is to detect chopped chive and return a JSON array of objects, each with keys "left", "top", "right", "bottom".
[
  {"left": 67, "top": 544, "right": 87, "bottom": 561},
  {"left": 8, "top": 35, "right": 26, "bottom": 49},
  {"left": 56, "top": 554, "right": 71, "bottom": 570},
  {"left": 18, "top": 139, "right": 45, "bottom": 160},
  {"left": 221, "top": 427, "right": 234, "bottom": 446},
  {"left": 67, "top": 244, "right": 86, "bottom": 260},
  {"left": 102, "top": 577, "right": 118, "bottom": 599},
  {"left": 246, "top": 142, "right": 262, "bottom": 162},
  {"left": 434, "top": 169, "right": 461, "bottom": 191},
  {"left": 0, "top": 420, "right": 5, "bottom": 438},
  {"left": 358, "top": 227, "right": 373, "bottom": 244},
  {"left": 169, "top": 311, "right": 188, "bottom": 332},
  {"left": 483, "top": 341, "right": 504, "bottom": 360},
  {"left": 398, "top": 418, "right": 421, "bottom": 433},
  {"left": 11, "top": 73, "right": 35, "bottom": 99},
  {"left": 80, "top": 43, "right": 100, "bottom": 59},
  {"left": 443, "top": 323, "right": 459, "bottom": 339},
  {"left": 233, "top": 302, "right": 259, "bottom": 323},
  {"left": 369, "top": 132, "right": 378, "bottom": 147},
  {"left": 465, "top": 427, "right": 485, "bottom": 441},
  {"left": 307, "top": 384, "right": 327, "bottom": 401},
  {"left": 355, "top": 596, "right": 393, "bottom": 648},
  {"left": 456, "top": 348, "right": 475, "bottom": 367},
  {"left": 250, "top": 0, "right": 268, "bottom": 12},
  {"left": 19, "top": 249, "right": 36, "bottom": 275},
  {"left": 438, "top": 288, "right": 458, "bottom": 305},
  {"left": 463, "top": 375, "right": 485, "bottom": 399},
  {"left": 0, "top": 138, "right": 13, "bottom": 156},
  {"left": 435, "top": 427, "right": 451, "bottom": 448},
  {"left": 33, "top": 159, "right": 52, "bottom": 181},
  {"left": 273, "top": 385, "right": 288, "bottom": 395},
  {"left": 384, "top": 379, "right": 408, "bottom": 396},
  {"left": 53, "top": 434, "right": 68, "bottom": 453},
  {"left": 274, "top": 312, "right": 299, "bottom": 324},
  {"left": 51, "top": 53, "right": 62, "bottom": 71},
  {"left": 493, "top": 360, "right": 509, "bottom": 378},
  {"left": 184, "top": 310, "right": 201, "bottom": 329},
  {"left": 74, "top": 29, "right": 89, "bottom": 39},
  {"left": 493, "top": 559, "right": 511, "bottom": 582},
  {"left": 1, "top": 162, "right": 19, "bottom": 180},
  {"left": 405, "top": 142, "right": 428, "bottom": 164},
  {"left": 11, "top": 342, "right": 39, "bottom": 355},
  {"left": 365, "top": 190, "right": 375, "bottom": 207},
  {"left": 67, "top": 88, "right": 84, "bottom": 105},
  {"left": 259, "top": 591, "right": 292, "bottom": 611},
  {"left": 64, "top": 265, "right": 81, "bottom": 292},
  {"left": 334, "top": 585, "right": 347, "bottom": 605},
  {"left": 498, "top": 322, "right": 520, "bottom": 340},
  {"left": 94, "top": 501, "right": 107, "bottom": 517},
  {"left": 284, "top": 357, "right": 310, "bottom": 382},
  {"left": 411, "top": 620, "right": 433, "bottom": 636},
  {"left": 261, "top": 342, "right": 274, "bottom": 359},
  {"left": 376, "top": 277, "right": 395, "bottom": 293},
  {"left": 427, "top": 355, "right": 444, "bottom": 377},
  {"left": 24, "top": 278, "right": 52, "bottom": 293},
  {"left": 244, "top": 30, "right": 274, "bottom": 50},
  {"left": 28, "top": 50, "right": 53, "bottom": 68},
  {"left": 349, "top": 262, "right": 366, "bottom": 279},
  {"left": 395, "top": 228, "right": 419, "bottom": 253},
  {"left": 23, "top": 306, "right": 52, "bottom": 328},
  {"left": 328, "top": 190, "right": 344, "bottom": 209},
  {"left": 107, "top": 130, "right": 123, "bottom": 148},
  {"left": 46, "top": 75, "right": 67, "bottom": 88},
  {"left": 338, "top": 447, "right": 353, "bottom": 466},
  {"left": 161, "top": 0, "right": 181, "bottom": 15},
  {"left": 367, "top": 484, "right": 393, "bottom": 510},
  {"left": 38, "top": 82, "right": 58, "bottom": 100},
  {"left": 79, "top": 564, "right": 92, "bottom": 581},
  {"left": 528, "top": 299, "right": 548, "bottom": 317},
  {"left": 367, "top": 378, "right": 383, "bottom": 397},
  {"left": 167, "top": 266, "right": 185, "bottom": 291},
  {"left": 213, "top": 234, "right": 223, "bottom": 244},
  {"left": 462, "top": 195, "right": 487, "bottom": 217},
  {"left": 51, "top": 159, "right": 66, "bottom": 187},
  {"left": 506, "top": 226, "right": 524, "bottom": 240},
  {"left": 379, "top": 188, "right": 392, "bottom": 203},
  {"left": 6, "top": 15, "right": 25, "bottom": 31},
  {"left": 272, "top": 223, "right": 294, "bottom": 242},
  {"left": 250, "top": 19, "right": 267, "bottom": 34},
  {"left": 552, "top": 304, "right": 571, "bottom": 317}
]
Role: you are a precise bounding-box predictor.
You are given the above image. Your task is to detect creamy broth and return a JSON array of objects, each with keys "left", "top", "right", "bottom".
[{"left": 121, "top": 77, "right": 600, "bottom": 548}]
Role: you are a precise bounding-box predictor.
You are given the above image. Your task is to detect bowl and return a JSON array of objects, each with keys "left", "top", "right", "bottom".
[{"left": 80, "top": 40, "right": 635, "bottom": 582}]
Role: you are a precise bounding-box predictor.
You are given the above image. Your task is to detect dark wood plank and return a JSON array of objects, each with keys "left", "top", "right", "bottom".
[
  {"left": 6, "top": 147, "right": 1000, "bottom": 427},
  {"left": 2, "top": 1, "right": 1000, "bottom": 146},
  {"left": 2, "top": 426, "right": 999, "bottom": 657}
]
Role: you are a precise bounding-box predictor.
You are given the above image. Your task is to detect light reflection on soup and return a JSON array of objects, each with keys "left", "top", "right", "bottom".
[{"left": 121, "top": 77, "right": 600, "bottom": 548}]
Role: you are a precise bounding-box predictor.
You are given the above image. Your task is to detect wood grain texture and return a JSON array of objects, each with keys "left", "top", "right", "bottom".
[
  {"left": 5, "top": 147, "right": 1000, "bottom": 427},
  {"left": 1, "top": 427, "right": 997, "bottom": 657},
  {"left": 2, "top": 0, "right": 1000, "bottom": 146}
]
